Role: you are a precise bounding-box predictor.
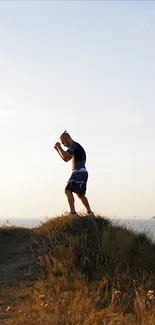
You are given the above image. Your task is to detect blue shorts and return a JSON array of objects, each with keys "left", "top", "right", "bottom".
[{"left": 65, "top": 169, "right": 88, "bottom": 195}]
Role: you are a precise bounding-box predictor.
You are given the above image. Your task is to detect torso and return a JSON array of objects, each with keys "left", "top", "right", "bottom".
[{"left": 68, "top": 142, "right": 86, "bottom": 171}]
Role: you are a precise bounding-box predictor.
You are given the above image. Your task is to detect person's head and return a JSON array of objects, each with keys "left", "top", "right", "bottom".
[{"left": 59, "top": 131, "right": 73, "bottom": 147}]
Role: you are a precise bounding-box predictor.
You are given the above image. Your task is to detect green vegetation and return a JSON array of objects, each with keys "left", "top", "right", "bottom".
[{"left": 0, "top": 214, "right": 155, "bottom": 324}]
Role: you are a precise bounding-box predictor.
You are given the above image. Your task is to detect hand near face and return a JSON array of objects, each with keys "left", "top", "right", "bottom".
[{"left": 54, "top": 142, "right": 61, "bottom": 151}]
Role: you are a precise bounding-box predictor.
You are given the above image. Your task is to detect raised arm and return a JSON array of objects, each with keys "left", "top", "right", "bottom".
[{"left": 54, "top": 142, "right": 72, "bottom": 162}]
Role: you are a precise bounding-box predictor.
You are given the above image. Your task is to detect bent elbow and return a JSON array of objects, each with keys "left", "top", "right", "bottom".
[{"left": 63, "top": 154, "right": 72, "bottom": 162}]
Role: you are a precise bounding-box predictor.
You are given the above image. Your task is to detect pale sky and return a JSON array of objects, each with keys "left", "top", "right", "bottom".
[{"left": 0, "top": 0, "right": 155, "bottom": 219}]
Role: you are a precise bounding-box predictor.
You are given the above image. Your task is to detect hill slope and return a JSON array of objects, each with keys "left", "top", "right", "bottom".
[{"left": 0, "top": 214, "right": 155, "bottom": 324}]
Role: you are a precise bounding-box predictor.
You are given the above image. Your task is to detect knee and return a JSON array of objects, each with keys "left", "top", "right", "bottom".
[{"left": 76, "top": 193, "right": 84, "bottom": 199}]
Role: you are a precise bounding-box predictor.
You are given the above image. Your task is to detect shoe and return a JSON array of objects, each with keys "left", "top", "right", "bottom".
[
  {"left": 69, "top": 212, "right": 79, "bottom": 218},
  {"left": 86, "top": 211, "right": 95, "bottom": 217}
]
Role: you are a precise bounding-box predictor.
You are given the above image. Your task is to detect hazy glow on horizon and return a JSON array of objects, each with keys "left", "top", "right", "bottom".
[{"left": 0, "top": 1, "right": 155, "bottom": 218}]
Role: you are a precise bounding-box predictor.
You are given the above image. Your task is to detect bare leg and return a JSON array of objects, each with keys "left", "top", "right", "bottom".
[
  {"left": 76, "top": 194, "right": 91, "bottom": 214},
  {"left": 65, "top": 190, "right": 76, "bottom": 213}
]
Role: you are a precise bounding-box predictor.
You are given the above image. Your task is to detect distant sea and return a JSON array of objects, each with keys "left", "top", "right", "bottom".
[
  {"left": 113, "top": 218, "right": 155, "bottom": 242},
  {"left": 0, "top": 217, "right": 155, "bottom": 242}
]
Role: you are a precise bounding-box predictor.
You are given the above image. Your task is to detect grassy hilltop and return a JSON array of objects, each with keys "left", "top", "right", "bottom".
[{"left": 0, "top": 214, "right": 155, "bottom": 325}]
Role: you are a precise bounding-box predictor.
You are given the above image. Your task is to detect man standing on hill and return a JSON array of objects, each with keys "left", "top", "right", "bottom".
[{"left": 54, "top": 131, "right": 93, "bottom": 217}]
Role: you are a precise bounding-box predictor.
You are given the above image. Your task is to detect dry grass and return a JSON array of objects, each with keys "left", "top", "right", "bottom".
[{"left": 1, "top": 214, "right": 155, "bottom": 324}]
